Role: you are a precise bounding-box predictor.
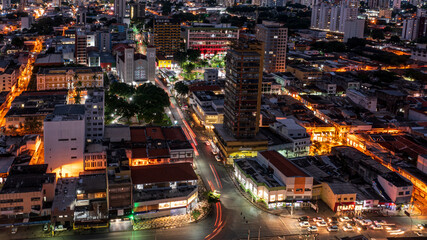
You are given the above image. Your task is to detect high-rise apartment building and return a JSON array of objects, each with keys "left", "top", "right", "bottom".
[
  {"left": 255, "top": 21, "right": 287, "bottom": 73},
  {"left": 2, "top": 0, "right": 11, "bottom": 10},
  {"left": 311, "top": 0, "right": 364, "bottom": 42},
  {"left": 153, "top": 17, "right": 181, "bottom": 58},
  {"left": 402, "top": 17, "right": 427, "bottom": 41},
  {"left": 130, "top": 1, "right": 145, "bottom": 20},
  {"left": 75, "top": 30, "right": 87, "bottom": 65},
  {"left": 114, "top": 0, "right": 126, "bottom": 23},
  {"left": 85, "top": 89, "right": 104, "bottom": 142},
  {"left": 368, "top": 0, "right": 389, "bottom": 9},
  {"left": 223, "top": 40, "right": 264, "bottom": 139}
]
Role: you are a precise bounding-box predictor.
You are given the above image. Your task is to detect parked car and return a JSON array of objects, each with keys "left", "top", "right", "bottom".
[
  {"left": 370, "top": 224, "right": 383, "bottom": 230},
  {"left": 312, "top": 217, "right": 324, "bottom": 222},
  {"left": 298, "top": 216, "right": 309, "bottom": 222},
  {"left": 327, "top": 225, "right": 339, "bottom": 232},
  {"left": 299, "top": 221, "right": 310, "bottom": 228},
  {"left": 54, "top": 225, "right": 66, "bottom": 232},
  {"left": 43, "top": 224, "right": 49, "bottom": 231},
  {"left": 417, "top": 223, "right": 427, "bottom": 230},
  {"left": 215, "top": 155, "right": 221, "bottom": 162},
  {"left": 205, "top": 141, "right": 211, "bottom": 146},
  {"left": 11, "top": 227, "right": 17, "bottom": 234},
  {"left": 374, "top": 220, "right": 387, "bottom": 225},
  {"left": 308, "top": 226, "right": 318, "bottom": 232},
  {"left": 329, "top": 221, "right": 339, "bottom": 226},
  {"left": 360, "top": 219, "right": 373, "bottom": 226},
  {"left": 340, "top": 216, "right": 351, "bottom": 222},
  {"left": 316, "top": 221, "right": 328, "bottom": 227},
  {"left": 343, "top": 225, "right": 354, "bottom": 232},
  {"left": 327, "top": 217, "right": 338, "bottom": 223}
]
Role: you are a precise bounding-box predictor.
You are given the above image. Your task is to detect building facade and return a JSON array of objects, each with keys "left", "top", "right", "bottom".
[
  {"left": 223, "top": 40, "right": 264, "bottom": 139},
  {"left": 36, "top": 66, "right": 103, "bottom": 91},
  {"left": 256, "top": 21, "right": 288, "bottom": 73},
  {"left": 183, "top": 23, "right": 239, "bottom": 59},
  {"left": 153, "top": 17, "right": 181, "bottom": 58}
]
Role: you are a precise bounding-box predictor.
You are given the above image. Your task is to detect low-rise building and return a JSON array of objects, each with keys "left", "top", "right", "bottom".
[
  {"left": 0, "top": 164, "right": 55, "bottom": 218},
  {"left": 131, "top": 163, "right": 198, "bottom": 218},
  {"left": 234, "top": 150, "right": 313, "bottom": 209},
  {"left": 346, "top": 89, "right": 377, "bottom": 112},
  {"left": 36, "top": 66, "right": 103, "bottom": 91},
  {"left": 269, "top": 119, "right": 311, "bottom": 158},
  {"left": 191, "top": 91, "right": 224, "bottom": 129},
  {"left": 106, "top": 149, "right": 133, "bottom": 219},
  {"left": 130, "top": 126, "right": 194, "bottom": 166},
  {"left": 377, "top": 172, "right": 413, "bottom": 205},
  {"left": 286, "top": 64, "right": 323, "bottom": 83},
  {"left": 0, "top": 60, "right": 20, "bottom": 92},
  {"left": 51, "top": 177, "right": 77, "bottom": 227}
]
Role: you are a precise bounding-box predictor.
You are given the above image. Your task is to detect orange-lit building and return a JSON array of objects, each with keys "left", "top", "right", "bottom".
[
  {"left": 132, "top": 163, "right": 198, "bottom": 218},
  {"left": 130, "top": 126, "right": 194, "bottom": 167}
]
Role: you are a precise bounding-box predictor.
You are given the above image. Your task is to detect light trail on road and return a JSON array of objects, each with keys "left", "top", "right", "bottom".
[{"left": 209, "top": 163, "right": 223, "bottom": 189}]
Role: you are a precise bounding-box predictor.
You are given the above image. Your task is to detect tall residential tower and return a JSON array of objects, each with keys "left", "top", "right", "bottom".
[{"left": 256, "top": 21, "right": 288, "bottom": 73}]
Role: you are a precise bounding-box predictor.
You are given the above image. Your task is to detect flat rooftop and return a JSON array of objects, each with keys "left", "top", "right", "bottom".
[
  {"left": 260, "top": 150, "right": 309, "bottom": 177},
  {"left": 235, "top": 158, "right": 283, "bottom": 188},
  {"left": 131, "top": 163, "right": 197, "bottom": 185}
]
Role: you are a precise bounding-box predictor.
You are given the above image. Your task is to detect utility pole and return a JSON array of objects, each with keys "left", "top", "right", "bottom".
[
  {"left": 258, "top": 226, "right": 261, "bottom": 240},
  {"left": 248, "top": 229, "right": 250, "bottom": 240}
]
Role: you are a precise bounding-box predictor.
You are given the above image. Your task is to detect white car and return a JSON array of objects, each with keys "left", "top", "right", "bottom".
[
  {"left": 308, "top": 226, "right": 318, "bottom": 232},
  {"left": 343, "top": 225, "right": 354, "bottom": 232},
  {"left": 299, "top": 221, "right": 310, "bottom": 228},
  {"left": 54, "top": 225, "right": 66, "bottom": 232},
  {"left": 205, "top": 141, "right": 211, "bottom": 146},
  {"left": 370, "top": 224, "right": 383, "bottom": 230},
  {"left": 215, "top": 155, "right": 221, "bottom": 162},
  {"left": 312, "top": 217, "right": 324, "bottom": 222},
  {"left": 374, "top": 220, "right": 387, "bottom": 225},
  {"left": 316, "top": 221, "right": 328, "bottom": 227},
  {"left": 361, "top": 219, "right": 373, "bottom": 226},
  {"left": 340, "top": 216, "right": 351, "bottom": 222},
  {"left": 327, "top": 225, "right": 339, "bottom": 232}
]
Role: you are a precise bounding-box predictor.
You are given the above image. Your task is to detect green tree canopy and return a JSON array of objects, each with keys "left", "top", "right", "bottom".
[
  {"left": 134, "top": 83, "right": 170, "bottom": 124},
  {"left": 109, "top": 81, "right": 135, "bottom": 98},
  {"left": 174, "top": 81, "right": 189, "bottom": 96}
]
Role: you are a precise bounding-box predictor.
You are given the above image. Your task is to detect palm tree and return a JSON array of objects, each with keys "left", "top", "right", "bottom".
[{"left": 73, "top": 73, "right": 83, "bottom": 104}]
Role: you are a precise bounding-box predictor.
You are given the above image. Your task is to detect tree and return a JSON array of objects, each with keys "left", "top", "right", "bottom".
[
  {"left": 109, "top": 81, "right": 135, "bottom": 98},
  {"left": 174, "top": 81, "right": 189, "bottom": 96},
  {"left": 346, "top": 37, "right": 367, "bottom": 49},
  {"left": 134, "top": 83, "right": 170, "bottom": 124},
  {"left": 23, "top": 118, "right": 42, "bottom": 134},
  {"left": 187, "top": 49, "right": 201, "bottom": 62},
  {"left": 11, "top": 37, "right": 24, "bottom": 48},
  {"left": 371, "top": 29, "right": 385, "bottom": 41},
  {"left": 173, "top": 51, "right": 187, "bottom": 67},
  {"left": 390, "top": 35, "right": 401, "bottom": 43},
  {"left": 183, "top": 62, "right": 195, "bottom": 74}
]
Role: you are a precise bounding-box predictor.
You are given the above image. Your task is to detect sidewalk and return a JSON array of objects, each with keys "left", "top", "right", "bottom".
[{"left": 133, "top": 199, "right": 210, "bottom": 231}]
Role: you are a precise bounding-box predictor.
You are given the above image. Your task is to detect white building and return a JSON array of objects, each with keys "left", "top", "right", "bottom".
[
  {"left": 84, "top": 89, "right": 104, "bottom": 142},
  {"left": 116, "top": 46, "right": 156, "bottom": 84},
  {"left": 377, "top": 172, "right": 413, "bottom": 204},
  {"left": 343, "top": 19, "right": 365, "bottom": 42},
  {"left": 346, "top": 89, "right": 377, "bottom": 112},
  {"left": 234, "top": 150, "right": 313, "bottom": 209},
  {"left": 256, "top": 21, "right": 288, "bottom": 73},
  {"left": 44, "top": 105, "right": 86, "bottom": 178},
  {"left": 269, "top": 119, "right": 311, "bottom": 158},
  {"left": 20, "top": 16, "right": 33, "bottom": 30},
  {"left": 411, "top": 43, "right": 427, "bottom": 62},
  {"left": 311, "top": 0, "right": 364, "bottom": 41}
]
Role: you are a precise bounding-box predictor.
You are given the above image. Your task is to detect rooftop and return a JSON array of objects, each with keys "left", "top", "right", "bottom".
[
  {"left": 380, "top": 172, "right": 412, "bottom": 187},
  {"left": 260, "top": 150, "right": 309, "bottom": 177},
  {"left": 235, "top": 158, "right": 284, "bottom": 188},
  {"left": 131, "top": 163, "right": 197, "bottom": 185},
  {"left": 76, "top": 173, "right": 106, "bottom": 194}
]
